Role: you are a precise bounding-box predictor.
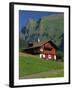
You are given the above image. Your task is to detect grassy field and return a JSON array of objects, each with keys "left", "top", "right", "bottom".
[{"left": 19, "top": 53, "right": 64, "bottom": 79}]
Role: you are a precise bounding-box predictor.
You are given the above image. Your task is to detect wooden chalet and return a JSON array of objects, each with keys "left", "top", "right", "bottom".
[{"left": 22, "top": 40, "right": 57, "bottom": 60}]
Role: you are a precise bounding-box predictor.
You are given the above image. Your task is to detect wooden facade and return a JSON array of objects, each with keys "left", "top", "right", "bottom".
[{"left": 40, "top": 41, "right": 57, "bottom": 60}]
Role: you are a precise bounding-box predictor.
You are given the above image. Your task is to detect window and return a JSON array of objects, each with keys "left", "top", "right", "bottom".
[{"left": 44, "top": 47, "right": 52, "bottom": 51}]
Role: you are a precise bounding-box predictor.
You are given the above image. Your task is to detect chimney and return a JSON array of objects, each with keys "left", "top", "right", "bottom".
[{"left": 38, "top": 38, "right": 40, "bottom": 43}]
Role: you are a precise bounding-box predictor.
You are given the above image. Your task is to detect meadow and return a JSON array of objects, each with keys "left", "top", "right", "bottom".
[{"left": 19, "top": 53, "right": 64, "bottom": 79}]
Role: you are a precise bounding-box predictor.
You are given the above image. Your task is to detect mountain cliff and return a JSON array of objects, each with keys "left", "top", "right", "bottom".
[{"left": 19, "top": 14, "right": 64, "bottom": 50}]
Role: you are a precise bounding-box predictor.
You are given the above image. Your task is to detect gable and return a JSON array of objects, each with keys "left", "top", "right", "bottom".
[{"left": 41, "top": 41, "right": 57, "bottom": 49}]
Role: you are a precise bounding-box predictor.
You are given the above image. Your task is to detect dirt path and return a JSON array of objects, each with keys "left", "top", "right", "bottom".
[{"left": 20, "top": 69, "right": 64, "bottom": 79}]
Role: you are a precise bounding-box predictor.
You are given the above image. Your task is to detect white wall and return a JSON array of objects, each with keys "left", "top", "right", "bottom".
[{"left": 0, "top": 0, "right": 72, "bottom": 89}]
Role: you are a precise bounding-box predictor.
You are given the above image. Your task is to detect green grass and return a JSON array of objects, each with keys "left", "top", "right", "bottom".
[{"left": 19, "top": 53, "right": 64, "bottom": 78}]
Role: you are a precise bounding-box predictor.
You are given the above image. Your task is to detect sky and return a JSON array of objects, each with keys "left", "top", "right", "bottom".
[{"left": 19, "top": 10, "right": 63, "bottom": 31}]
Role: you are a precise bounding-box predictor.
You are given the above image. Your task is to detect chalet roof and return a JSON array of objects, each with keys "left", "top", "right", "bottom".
[
  {"left": 22, "top": 40, "right": 57, "bottom": 50},
  {"left": 33, "top": 40, "right": 48, "bottom": 47}
]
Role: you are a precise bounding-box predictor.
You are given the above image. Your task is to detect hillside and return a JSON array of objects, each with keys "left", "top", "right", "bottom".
[
  {"left": 19, "top": 53, "right": 64, "bottom": 79},
  {"left": 19, "top": 14, "right": 64, "bottom": 50}
]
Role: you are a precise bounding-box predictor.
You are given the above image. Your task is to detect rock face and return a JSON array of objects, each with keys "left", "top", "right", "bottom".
[{"left": 19, "top": 14, "right": 64, "bottom": 50}]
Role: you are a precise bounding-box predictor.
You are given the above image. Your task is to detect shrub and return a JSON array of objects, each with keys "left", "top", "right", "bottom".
[{"left": 56, "top": 51, "right": 64, "bottom": 61}]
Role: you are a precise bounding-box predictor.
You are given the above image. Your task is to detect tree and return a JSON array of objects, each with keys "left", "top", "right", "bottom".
[{"left": 56, "top": 50, "right": 64, "bottom": 61}]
